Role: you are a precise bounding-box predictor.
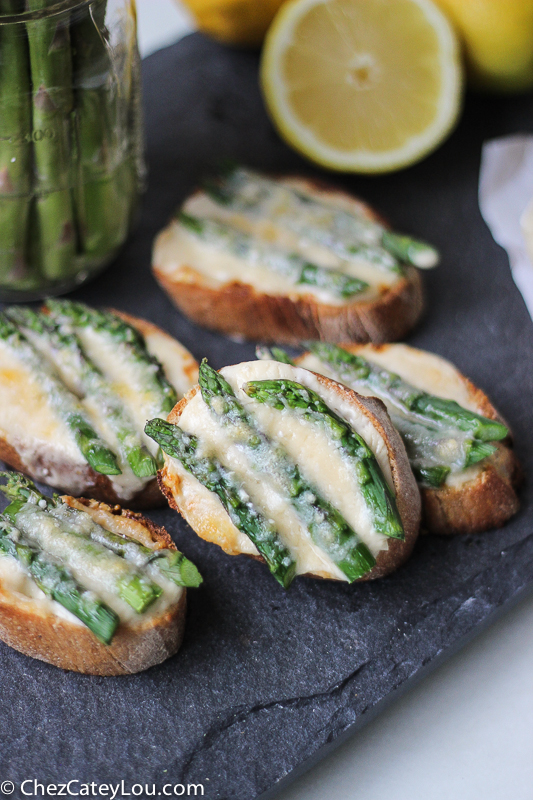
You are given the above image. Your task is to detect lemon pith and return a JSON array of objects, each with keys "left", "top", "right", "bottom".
[{"left": 260, "top": 0, "right": 463, "bottom": 173}]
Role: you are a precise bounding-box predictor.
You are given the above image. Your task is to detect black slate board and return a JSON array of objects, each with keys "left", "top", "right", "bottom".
[{"left": 1, "top": 34, "right": 533, "bottom": 800}]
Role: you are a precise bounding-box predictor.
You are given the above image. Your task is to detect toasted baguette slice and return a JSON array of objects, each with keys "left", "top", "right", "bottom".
[
  {"left": 0, "top": 498, "right": 187, "bottom": 675},
  {"left": 152, "top": 173, "right": 425, "bottom": 344},
  {"left": 297, "top": 344, "right": 521, "bottom": 535},
  {"left": 0, "top": 308, "right": 198, "bottom": 509},
  {"left": 157, "top": 360, "right": 421, "bottom": 583}
]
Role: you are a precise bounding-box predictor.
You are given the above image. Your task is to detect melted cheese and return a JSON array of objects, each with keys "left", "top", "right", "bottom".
[
  {"left": 154, "top": 222, "right": 395, "bottom": 306},
  {"left": 184, "top": 192, "right": 386, "bottom": 276},
  {"left": 0, "top": 317, "right": 197, "bottom": 500},
  {"left": 0, "top": 553, "right": 84, "bottom": 625},
  {"left": 298, "top": 345, "right": 488, "bottom": 488},
  {"left": 0, "top": 340, "right": 86, "bottom": 488},
  {"left": 142, "top": 327, "right": 198, "bottom": 398},
  {"left": 174, "top": 361, "right": 395, "bottom": 580},
  {"left": 5, "top": 505, "right": 183, "bottom": 627}
]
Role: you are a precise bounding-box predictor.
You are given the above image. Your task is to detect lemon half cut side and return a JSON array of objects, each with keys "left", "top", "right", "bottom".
[{"left": 260, "top": 0, "right": 463, "bottom": 173}]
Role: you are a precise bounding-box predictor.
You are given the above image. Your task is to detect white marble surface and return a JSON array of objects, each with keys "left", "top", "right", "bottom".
[{"left": 135, "top": 4, "right": 533, "bottom": 798}]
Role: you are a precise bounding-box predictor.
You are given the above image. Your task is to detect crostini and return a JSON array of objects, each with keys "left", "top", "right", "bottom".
[
  {"left": 152, "top": 167, "right": 435, "bottom": 344},
  {"left": 0, "top": 301, "right": 198, "bottom": 508},
  {"left": 292, "top": 343, "right": 521, "bottom": 535},
  {"left": 0, "top": 472, "right": 201, "bottom": 675},
  {"left": 146, "top": 359, "right": 421, "bottom": 586}
]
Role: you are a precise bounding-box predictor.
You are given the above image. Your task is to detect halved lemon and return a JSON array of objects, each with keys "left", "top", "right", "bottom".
[{"left": 260, "top": 0, "right": 463, "bottom": 172}]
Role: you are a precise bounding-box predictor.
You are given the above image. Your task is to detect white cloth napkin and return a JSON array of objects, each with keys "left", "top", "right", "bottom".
[{"left": 479, "top": 134, "right": 533, "bottom": 321}]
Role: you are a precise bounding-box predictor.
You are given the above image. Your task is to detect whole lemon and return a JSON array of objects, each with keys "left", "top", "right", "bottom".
[
  {"left": 180, "top": 0, "right": 287, "bottom": 47},
  {"left": 434, "top": 0, "right": 533, "bottom": 91}
]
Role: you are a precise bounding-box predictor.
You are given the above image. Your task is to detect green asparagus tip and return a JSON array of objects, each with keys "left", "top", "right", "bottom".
[
  {"left": 144, "top": 418, "right": 175, "bottom": 451},
  {"left": 199, "top": 358, "right": 234, "bottom": 400},
  {"left": 0, "top": 471, "right": 42, "bottom": 502},
  {"left": 179, "top": 558, "right": 203, "bottom": 588},
  {"left": 0, "top": 472, "right": 55, "bottom": 520},
  {"left": 276, "top": 560, "right": 297, "bottom": 590}
]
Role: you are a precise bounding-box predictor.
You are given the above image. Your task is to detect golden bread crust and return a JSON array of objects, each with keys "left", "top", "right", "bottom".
[{"left": 153, "top": 264, "right": 423, "bottom": 346}]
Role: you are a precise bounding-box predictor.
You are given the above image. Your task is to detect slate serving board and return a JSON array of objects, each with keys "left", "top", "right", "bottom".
[{"left": 1, "top": 34, "right": 533, "bottom": 800}]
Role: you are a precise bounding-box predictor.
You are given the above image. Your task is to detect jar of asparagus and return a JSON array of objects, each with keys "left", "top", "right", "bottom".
[{"left": 0, "top": 0, "right": 145, "bottom": 300}]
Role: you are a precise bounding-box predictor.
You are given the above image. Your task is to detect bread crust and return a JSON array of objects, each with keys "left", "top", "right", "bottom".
[
  {"left": 159, "top": 367, "right": 421, "bottom": 582},
  {"left": 152, "top": 176, "right": 424, "bottom": 345},
  {"left": 304, "top": 343, "right": 521, "bottom": 535},
  {"left": 0, "top": 499, "right": 186, "bottom": 675},
  {"left": 153, "top": 263, "right": 423, "bottom": 346},
  {"left": 0, "top": 311, "right": 198, "bottom": 510}
]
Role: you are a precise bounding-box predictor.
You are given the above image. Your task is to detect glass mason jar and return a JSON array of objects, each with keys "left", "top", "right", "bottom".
[{"left": 0, "top": 0, "right": 145, "bottom": 301}]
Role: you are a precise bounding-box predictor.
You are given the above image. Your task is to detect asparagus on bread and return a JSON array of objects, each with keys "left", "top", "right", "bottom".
[
  {"left": 0, "top": 301, "right": 198, "bottom": 508},
  {"left": 292, "top": 343, "right": 520, "bottom": 535},
  {"left": 0, "top": 473, "right": 201, "bottom": 675},
  {"left": 152, "top": 167, "right": 431, "bottom": 344},
  {"left": 147, "top": 359, "right": 421, "bottom": 586}
]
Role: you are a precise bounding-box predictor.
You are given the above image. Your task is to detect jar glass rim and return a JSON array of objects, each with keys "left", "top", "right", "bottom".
[{"left": 0, "top": 0, "right": 92, "bottom": 24}]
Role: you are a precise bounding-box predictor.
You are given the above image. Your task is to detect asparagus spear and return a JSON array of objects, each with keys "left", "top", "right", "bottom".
[
  {"left": 198, "top": 362, "right": 377, "bottom": 581},
  {"left": 243, "top": 378, "right": 404, "bottom": 541},
  {"left": 203, "top": 167, "right": 439, "bottom": 271},
  {"left": 308, "top": 343, "right": 508, "bottom": 442},
  {"left": 0, "top": 0, "right": 33, "bottom": 284},
  {"left": 255, "top": 346, "right": 295, "bottom": 365},
  {"left": 46, "top": 300, "right": 178, "bottom": 416},
  {"left": 381, "top": 231, "right": 439, "bottom": 269},
  {"left": 0, "top": 473, "right": 162, "bottom": 614},
  {"left": 7, "top": 306, "right": 157, "bottom": 478},
  {"left": 0, "top": 313, "right": 120, "bottom": 475},
  {"left": 0, "top": 514, "right": 118, "bottom": 644},
  {"left": 144, "top": 418, "right": 296, "bottom": 589},
  {"left": 178, "top": 212, "right": 369, "bottom": 299},
  {"left": 52, "top": 502, "right": 202, "bottom": 588},
  {"left": 71, "top": 0, "right": 131, "bottom": 261},
  {"left": 25, "top": 0, "right": 77, "bottom": 280},
  {"left": 307, "top": 343, "right": 508, "bottom": 486}
]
